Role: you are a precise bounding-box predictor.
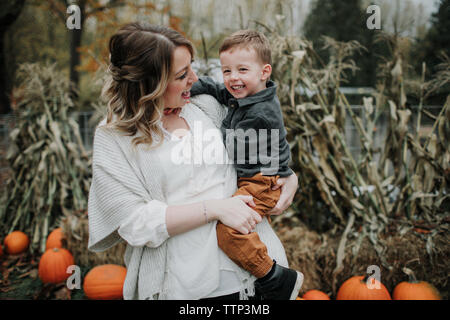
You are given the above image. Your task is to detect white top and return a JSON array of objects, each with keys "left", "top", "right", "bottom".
[
  {"left": 87, "top": 94, "right": 289, "bottom": 300},
  {"left": 118, "top": 104, "right": 242, "bottom": 299}
]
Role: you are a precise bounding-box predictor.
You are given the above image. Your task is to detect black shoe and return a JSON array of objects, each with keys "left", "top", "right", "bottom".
[{"left": 254, "top": 262, "right": 304, "bottom": 300}]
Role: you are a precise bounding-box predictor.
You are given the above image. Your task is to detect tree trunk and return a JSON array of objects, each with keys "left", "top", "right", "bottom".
[
  {"left": 0, "top": 0, "right": 26, "bottom": 114},
  {"left": 68, "top": 1, "right": 85, "bottom": 100},
  {"left": 69, "top": 27, "right": 83, "bottom": 99},
  {"left": 0, "top": 31, "right": 10, "bottom": 114}
]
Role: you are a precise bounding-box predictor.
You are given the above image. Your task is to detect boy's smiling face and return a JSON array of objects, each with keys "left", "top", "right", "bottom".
[{"left": 219, "top": 47, "right": 272, "bottom": 99}]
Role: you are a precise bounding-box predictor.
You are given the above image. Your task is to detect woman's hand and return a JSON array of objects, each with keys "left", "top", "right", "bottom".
[
  {"left": 268, "top": 172, "right": 298, "bottom": 216},
  {"left": 206, "top": 195, "right": 261, "bottom": 235}
]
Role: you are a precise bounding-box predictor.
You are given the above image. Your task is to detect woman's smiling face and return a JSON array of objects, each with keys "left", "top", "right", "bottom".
[{"left": 163, "top": 45, "right": 198, "bottom": 110}]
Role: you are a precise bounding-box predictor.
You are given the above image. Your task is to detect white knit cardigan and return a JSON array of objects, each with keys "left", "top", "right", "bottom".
[{"left": 87, "top": 94, "right": 289, "bottom": 300}]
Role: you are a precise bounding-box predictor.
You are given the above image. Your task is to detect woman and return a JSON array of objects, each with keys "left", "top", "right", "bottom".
[{"left": 87, "top": 22, "right": 298, "bottom": 300}]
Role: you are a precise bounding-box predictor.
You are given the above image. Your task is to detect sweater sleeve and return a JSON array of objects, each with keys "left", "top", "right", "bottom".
[{"left": 87, "top": 125, "right": 168, "bottom": 252}]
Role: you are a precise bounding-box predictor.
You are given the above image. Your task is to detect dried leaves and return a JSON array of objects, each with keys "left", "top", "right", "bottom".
[
  {"left": 0, "top": 253, "right": 39, "bottom": 297},
  {"left": 0, "top": 252, "right": 73, "bottom": 300}
]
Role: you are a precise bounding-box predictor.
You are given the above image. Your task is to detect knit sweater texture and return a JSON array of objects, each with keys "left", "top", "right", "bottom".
[{"left": 87, "top": 94, "right": 289, "bottom": 299}]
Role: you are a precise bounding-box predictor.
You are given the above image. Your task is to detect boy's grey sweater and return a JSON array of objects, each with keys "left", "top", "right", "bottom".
[{"left": 191, "top": 76, "right": 293, "bottom": 177}]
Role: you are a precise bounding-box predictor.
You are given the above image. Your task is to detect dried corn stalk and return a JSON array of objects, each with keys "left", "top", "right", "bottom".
[
  {"left": 264, "top": 27, "right": 450, "bottom": 282},
  {"left": 265, "top": 27, "right": 449, "bottom": 259},
  {"left": 0, "top": 63, "right": 92, "bottom": 253}
]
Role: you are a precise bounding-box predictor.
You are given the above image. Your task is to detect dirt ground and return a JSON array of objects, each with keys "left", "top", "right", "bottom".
[{"left": 0, "top": 252, "right": 88, "bottom": 300}]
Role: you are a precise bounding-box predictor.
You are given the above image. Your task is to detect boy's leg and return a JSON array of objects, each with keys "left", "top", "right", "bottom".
[{"left": 216, "top": 173, "right": 280, "bottom": 278}]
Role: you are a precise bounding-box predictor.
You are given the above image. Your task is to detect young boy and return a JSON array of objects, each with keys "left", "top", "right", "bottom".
[{"left": 190, "top": 30, "right": 303, "bottom": 300}]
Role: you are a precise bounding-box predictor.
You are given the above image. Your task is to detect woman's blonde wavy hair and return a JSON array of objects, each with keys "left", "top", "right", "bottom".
[{"left": 102, "top": 22, "right": 194, "bottom": 147}]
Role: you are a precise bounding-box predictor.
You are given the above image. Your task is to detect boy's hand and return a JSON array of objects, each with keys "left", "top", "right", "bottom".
[{"left": 268, "top": 172, "right": 298, "bottom": 216}]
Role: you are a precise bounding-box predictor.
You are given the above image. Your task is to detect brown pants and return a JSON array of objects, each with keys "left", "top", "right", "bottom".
[{"left": 216, "top": 173, "right": 280, "bottom": 278}]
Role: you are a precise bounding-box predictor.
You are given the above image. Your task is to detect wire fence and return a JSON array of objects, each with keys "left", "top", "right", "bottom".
[{"left": 0, "top": 111, "right": 96, "bottom": 189}]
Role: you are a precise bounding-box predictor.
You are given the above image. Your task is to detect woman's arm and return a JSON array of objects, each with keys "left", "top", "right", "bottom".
[
  {"left": 268, "top": 171, "right": 298, "bottom": 215},
  {"left": 166, "top": 195, "right": 261, "bottom": 237},
  {"left": 118, "top": 195, "right": 261, "bottom": 249},
  {"left": 166, "top": 171, "right": 299, "bottom": 236},
  {"left": 117, "top": 172, "right": 297, "bottom": 248}
]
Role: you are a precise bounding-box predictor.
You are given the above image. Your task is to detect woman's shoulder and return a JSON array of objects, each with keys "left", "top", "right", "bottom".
[
  {"left": 189, "top": 94, "right": 228, "bottom": 127},
  {"left": 94, "top": 117, "right": 120, "bottom": 138},
  {"left": 92, "top": 118, "right": 117, "bottom": 145},
  {"left": 92, "top": 119, "right": 129, "bottom": 153},
  {"left": 92, "top": 118, "right": 149, "bottom": 155},
  {"left": 94, "top": 117, "right": 153, "bottom": 145}
]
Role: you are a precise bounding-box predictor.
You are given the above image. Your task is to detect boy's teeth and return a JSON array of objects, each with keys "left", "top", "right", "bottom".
[{"left": 232, "top": 85, "right": 244, "bottom": 89}]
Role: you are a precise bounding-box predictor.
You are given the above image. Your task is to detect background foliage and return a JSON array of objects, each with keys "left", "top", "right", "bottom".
[{"left": 1, "top": 0, "right": 449, "bottom": 114}]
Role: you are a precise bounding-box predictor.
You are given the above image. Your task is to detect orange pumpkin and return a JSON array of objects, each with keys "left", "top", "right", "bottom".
[
  {"left": 38, "top": 248, "right": 75, "bottom": 284},
  {"left": 393, "top": 268, "right": 441, "bottom": 300},
  {"left": 296, "top": 297, "right": 305, "bottom": 300},
  {"left": 45, "top": 228, "right": 64, "bottom": 250},
  {"left": 83, "top": 264, "right": 127, "bottom": 300},
  {"left": 336, "top": 275, "right": 391, "bottom": 300},
  {"left": 302, "top": 289, "right": 331, "bottom": 300},
  {"left": 4, "top": 231, "right": 29, "bottom": 255}
]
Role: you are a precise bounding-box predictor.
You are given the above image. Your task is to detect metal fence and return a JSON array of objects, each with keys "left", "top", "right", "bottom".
[
  {"left": 0, "top": 111, "right": 96, "bottom": 150},
  {"left": 345, "top": 104, "right": 440, "bottom": 157},
  {"left": 0, "top": 114, "right": 16, "bottom": 188},
  {"left": 0, "top": 111, "right": 96, "bottom": 188},
  {"left": 72, "top": 111, "right": 97, "bottom": 151}
]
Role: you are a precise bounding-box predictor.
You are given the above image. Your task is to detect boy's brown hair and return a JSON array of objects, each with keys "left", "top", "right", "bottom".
[{"left": 219, "top": 29, "right": 271, "bottom": 65}]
